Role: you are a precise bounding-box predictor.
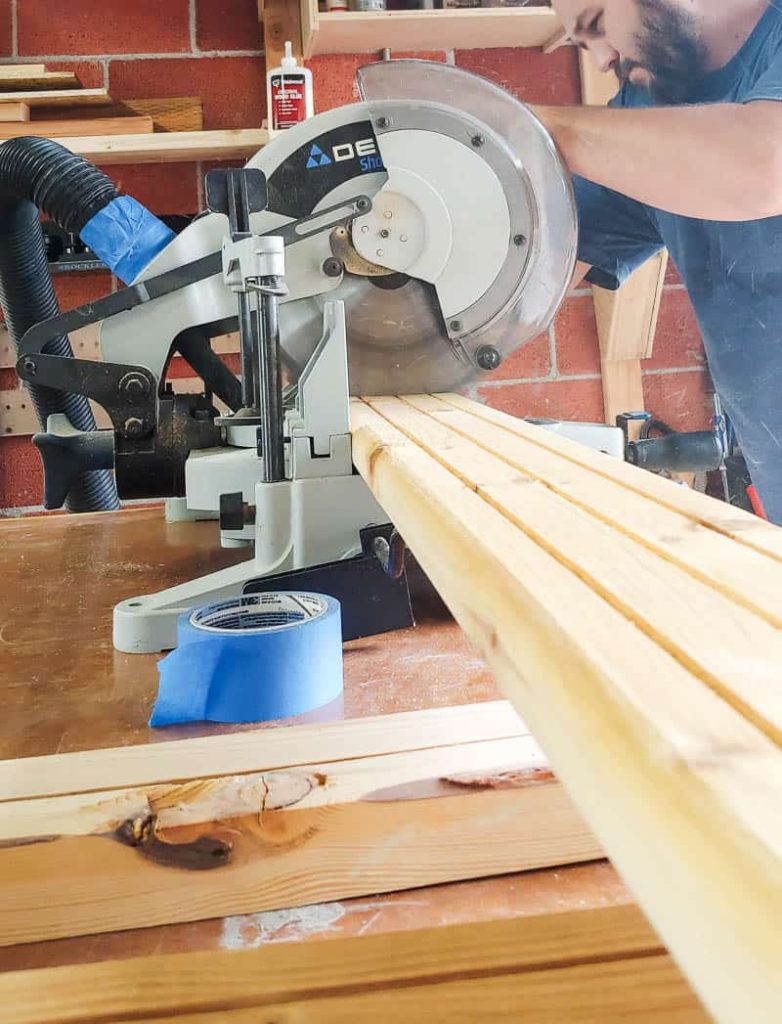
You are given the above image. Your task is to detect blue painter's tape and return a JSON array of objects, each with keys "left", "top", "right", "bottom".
[
  {"left": 80, "top": 195, "right": 175, "bottom": 285},
  {"left": 149, "top": 592, "right": 344, "bottom": 727}
]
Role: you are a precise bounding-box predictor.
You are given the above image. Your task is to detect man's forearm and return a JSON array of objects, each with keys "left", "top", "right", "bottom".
[{"left": 532, "top": 102, "right": 782, "bottom": 221}]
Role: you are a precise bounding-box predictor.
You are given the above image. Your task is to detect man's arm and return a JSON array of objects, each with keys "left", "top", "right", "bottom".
[{"left": 533, "top": 101, "right": 782, "bottom": 222}]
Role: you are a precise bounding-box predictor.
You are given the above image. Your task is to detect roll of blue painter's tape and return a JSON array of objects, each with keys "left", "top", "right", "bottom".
[{"left": 149, "top": 592, "right": 343, "bottom": 727}]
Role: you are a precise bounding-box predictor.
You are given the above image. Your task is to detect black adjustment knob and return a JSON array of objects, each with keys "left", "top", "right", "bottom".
[
  {"left": 476, "top": 345, "right": 502, "bottom": 371},
  {"left": 32, "top": 415, "right": 115, "bottom": 510},
  {"left": 219, "top": 491, "right": 246, "bottom": 532}
]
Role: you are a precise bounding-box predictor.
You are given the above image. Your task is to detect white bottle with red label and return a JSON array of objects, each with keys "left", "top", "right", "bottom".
[{"left": 266, "top": 41, "right": 314, "bottom": 131}]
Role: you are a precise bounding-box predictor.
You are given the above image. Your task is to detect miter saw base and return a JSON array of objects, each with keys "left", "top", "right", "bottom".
[{"left": 113, "top": 297, "right": 401, "bottom": 654}]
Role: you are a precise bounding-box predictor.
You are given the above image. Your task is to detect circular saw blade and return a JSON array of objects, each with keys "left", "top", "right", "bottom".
[{"left": 280, "top": 272, "right": 476, "bottom": 396}]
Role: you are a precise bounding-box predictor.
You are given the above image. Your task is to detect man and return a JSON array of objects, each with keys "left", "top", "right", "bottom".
[{"left": 533, "top": 0, "right": 782, "bottom": 522}]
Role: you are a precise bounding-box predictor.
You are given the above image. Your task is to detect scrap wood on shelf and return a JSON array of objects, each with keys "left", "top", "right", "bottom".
[
  {"left": 350, "top": 393, "right": 782, "bottom": 1024},
  {"left": 0, "top": 62, "right": 263, "bottom": 162},
  {"left": 0, "top": 62, "right": 142, "bottom": 140},
  {"left": 0, "top": 63, "right": 205, "bottom": 139}
]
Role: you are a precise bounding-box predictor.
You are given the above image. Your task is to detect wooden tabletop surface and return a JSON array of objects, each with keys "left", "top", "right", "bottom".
[{"left": 0, "top": 506, "right": 631, "bottom": 971}]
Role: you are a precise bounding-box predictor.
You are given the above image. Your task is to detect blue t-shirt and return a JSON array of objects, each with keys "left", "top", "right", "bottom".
[{"left": 574, "top": 3, "right": 782, "bottom": 521}]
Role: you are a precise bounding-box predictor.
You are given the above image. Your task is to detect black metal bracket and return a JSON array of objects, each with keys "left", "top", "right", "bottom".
[
  {"left": 18, "top": 354, "right": 158, "bottom": 440},
  {"left": 244, "top": 525, "right": 414, "bottom": 642}
]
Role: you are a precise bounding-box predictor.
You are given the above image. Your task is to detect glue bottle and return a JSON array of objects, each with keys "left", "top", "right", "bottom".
[{"left": 266, "top": 42, "right": 314, "bottom": 131}]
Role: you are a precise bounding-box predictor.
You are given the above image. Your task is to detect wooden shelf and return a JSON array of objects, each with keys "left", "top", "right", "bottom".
[
  {"left": 35, "top": 128, "right": 268, "bottom": 165},
  {"left": 302, "top": 5, "right": 562, "bottom": 57}
]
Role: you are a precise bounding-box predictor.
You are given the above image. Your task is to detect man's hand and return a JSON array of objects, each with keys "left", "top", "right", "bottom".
[{"left": 532, "top": 100, "right": 782, "bottom": 221}]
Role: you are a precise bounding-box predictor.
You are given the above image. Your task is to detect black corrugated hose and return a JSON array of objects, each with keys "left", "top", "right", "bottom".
[{"left": 0, "top": 136, "right": 121, "bottom": 512}]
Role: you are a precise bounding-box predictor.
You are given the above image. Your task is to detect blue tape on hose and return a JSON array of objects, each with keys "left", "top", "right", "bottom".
[
  {"left": 80, "top": 196, "right": 175, "bottom": 285},
  {"left": 149, "top": 592, "right": 343, "bottom": 727}
]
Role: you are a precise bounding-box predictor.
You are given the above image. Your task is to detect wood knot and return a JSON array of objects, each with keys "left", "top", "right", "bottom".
[{"left": 114, "top": 814, "right": 232, "bottom": 871}]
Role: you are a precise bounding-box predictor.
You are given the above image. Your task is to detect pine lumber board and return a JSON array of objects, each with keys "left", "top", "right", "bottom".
[
  {"left": 579, "top": 48, "right": 668, "bottom": 422},
  {"left": 304, "top": 8, "right": 561, "bottom": 58},
  {"left": 261, "top": 0, "right": 303, "bottom": 71},
  {"left": 0, "top": 70, "right": 80, "bottom": 91},
  {"left": 443, "top": 391, "right": 782, "bottom": 562},
  {"left": 0, "top": 64, "right": 46, "bottom": 78},
  {"left": 116, "top": 96, "right": 203, "bottom": 133},
  {"left": 379, "top": 395, "right": 782, "bottom": 741},
  {"left": 600, "top": 353, "right": 644, "bottom": 425},
  {"left": 0, "top": 101, "right": 29, "bottom": 121},
  {"left": 126, "top": 959, "right": 703, "bottom": 1024},
  {"left": 0, "top": 88, "right": 111, "bottom": 107},
  {"left": 0, "top": 735, "right": 542, "bottom": 841},
  {"left": 407, "top": 397, "right": 782, "bottom": 627},
  {"left": 0, "top": 768, "right": 597, "bottom": 947},
  {"left": 0, "top": 703, "right": 601, "bottom": 945},
  {"left": 350, "top": 395, "right": 782, "bottom": 1024},
  {"left": 0, "top": 700, "right": 524, "bottom": 801},
  {"left": 593, "top": 250, "right": 669, "bottom": 362},
  {"left": 51, "top": 127, "right": 268, "bottom": 164},
  {"left": 0, "top": 115, "right": 153, "bottom": 139},
  {"left": 45, "top": 96, "right": 204, "bottom": 132},
  {"left": 0, "top": 903, "right": 706, "bottom": 1024}
]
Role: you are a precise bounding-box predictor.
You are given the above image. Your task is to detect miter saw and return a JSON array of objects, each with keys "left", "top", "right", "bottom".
[{"left": 14, "top": 59, "right": 598, "bottom": 653}]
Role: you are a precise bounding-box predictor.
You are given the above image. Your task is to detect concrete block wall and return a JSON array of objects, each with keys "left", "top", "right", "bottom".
[{"left": 0, "top": 1, "right": 711, "bottom": 512}]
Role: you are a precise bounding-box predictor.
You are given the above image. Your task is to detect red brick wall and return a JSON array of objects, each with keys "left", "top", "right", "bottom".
[{"left": 0, "top": 2, "right": 710, "bottom": 511}]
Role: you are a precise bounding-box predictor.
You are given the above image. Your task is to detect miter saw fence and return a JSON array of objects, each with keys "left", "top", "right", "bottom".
[{"left": 9, "top": 60, "right": 579, "bottom": 652}]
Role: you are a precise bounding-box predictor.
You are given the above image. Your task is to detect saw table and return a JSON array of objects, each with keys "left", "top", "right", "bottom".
[{"left": 0, "top": 505, "right": 631, "bottom": 975}]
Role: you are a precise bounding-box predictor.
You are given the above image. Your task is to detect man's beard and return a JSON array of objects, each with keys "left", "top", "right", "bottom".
[{"left": 619, "top": 0, "right": 709, "bottom": 104}]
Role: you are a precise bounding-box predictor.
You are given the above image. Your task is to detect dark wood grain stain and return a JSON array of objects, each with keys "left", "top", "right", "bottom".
[{"left": 113, "top": 814, "right": 232, "bottom": 870}]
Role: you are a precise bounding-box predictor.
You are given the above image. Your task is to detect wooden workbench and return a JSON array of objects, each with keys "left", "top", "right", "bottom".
[{"left": 0, "top": 506, "right": 630, "bottom": 973}]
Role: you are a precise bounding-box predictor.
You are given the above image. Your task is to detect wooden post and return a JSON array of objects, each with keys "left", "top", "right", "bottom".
[
  {"left": 578, "top": 51, "right": 669, "bottom": 432},
  {"left": 259, "top": 0, "right": 304, "bottom": 72}
]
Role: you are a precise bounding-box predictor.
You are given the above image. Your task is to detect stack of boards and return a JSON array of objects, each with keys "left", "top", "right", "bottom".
[{"left": 0, "top": 63, "right": 203, "bottom": 140}]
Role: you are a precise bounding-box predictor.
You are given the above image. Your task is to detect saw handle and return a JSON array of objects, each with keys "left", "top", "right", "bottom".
[{"left": 32, "top": 415, "right": 115, "bottom": 510}]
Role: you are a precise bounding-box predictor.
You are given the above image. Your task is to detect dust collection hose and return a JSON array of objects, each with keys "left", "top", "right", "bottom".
[{"left": 0, "top": 137, "right": 174, "bottom": 513}]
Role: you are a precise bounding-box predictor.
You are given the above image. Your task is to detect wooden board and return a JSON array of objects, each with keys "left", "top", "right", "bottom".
[
  {"left": 0, "top": 699, "right": 524, "bottom": 800},
  {"left": 0, "top": 65, "right": 46, "bottom": 79},
  {"left": 0, "top": 115, "right": 153, "bottom": 140},
  {"left": 350, "top": 394, "right": 782, "bottom": 1024},
  {"left": 50, "top": 127, "right": 267, "bottom": 164},
  {"left": 0, "top": 88, "right": 111, "bottom": 108},
  {"left": 261, "top": 0, "right": 303, "bottom": 71},
  {"left": 0, "top": 102, "right": 29, "bottom": 122},
  {"left": 43, "top": 96, "right": 204, "bottom": 133},
  {"left": 303, "top": 6, "right": 562, "bottom": 57},
  {"left": 0, "top": 702, "right": 601, "bottom": 945},
  {"left": 578, "top": 49, "right": 669, "bottom": 425},
  {"left": 0, "top": 70, "right": 80, "bottom": 91},
  {"left": 0, "top": 903, "right": 706, "bottom": 1024},
  {"left": 593, "top": 250, "right": 668, "bottom": 363},
  {"left": 113, "top": 96, "right": 203, "bottom": 133}
]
